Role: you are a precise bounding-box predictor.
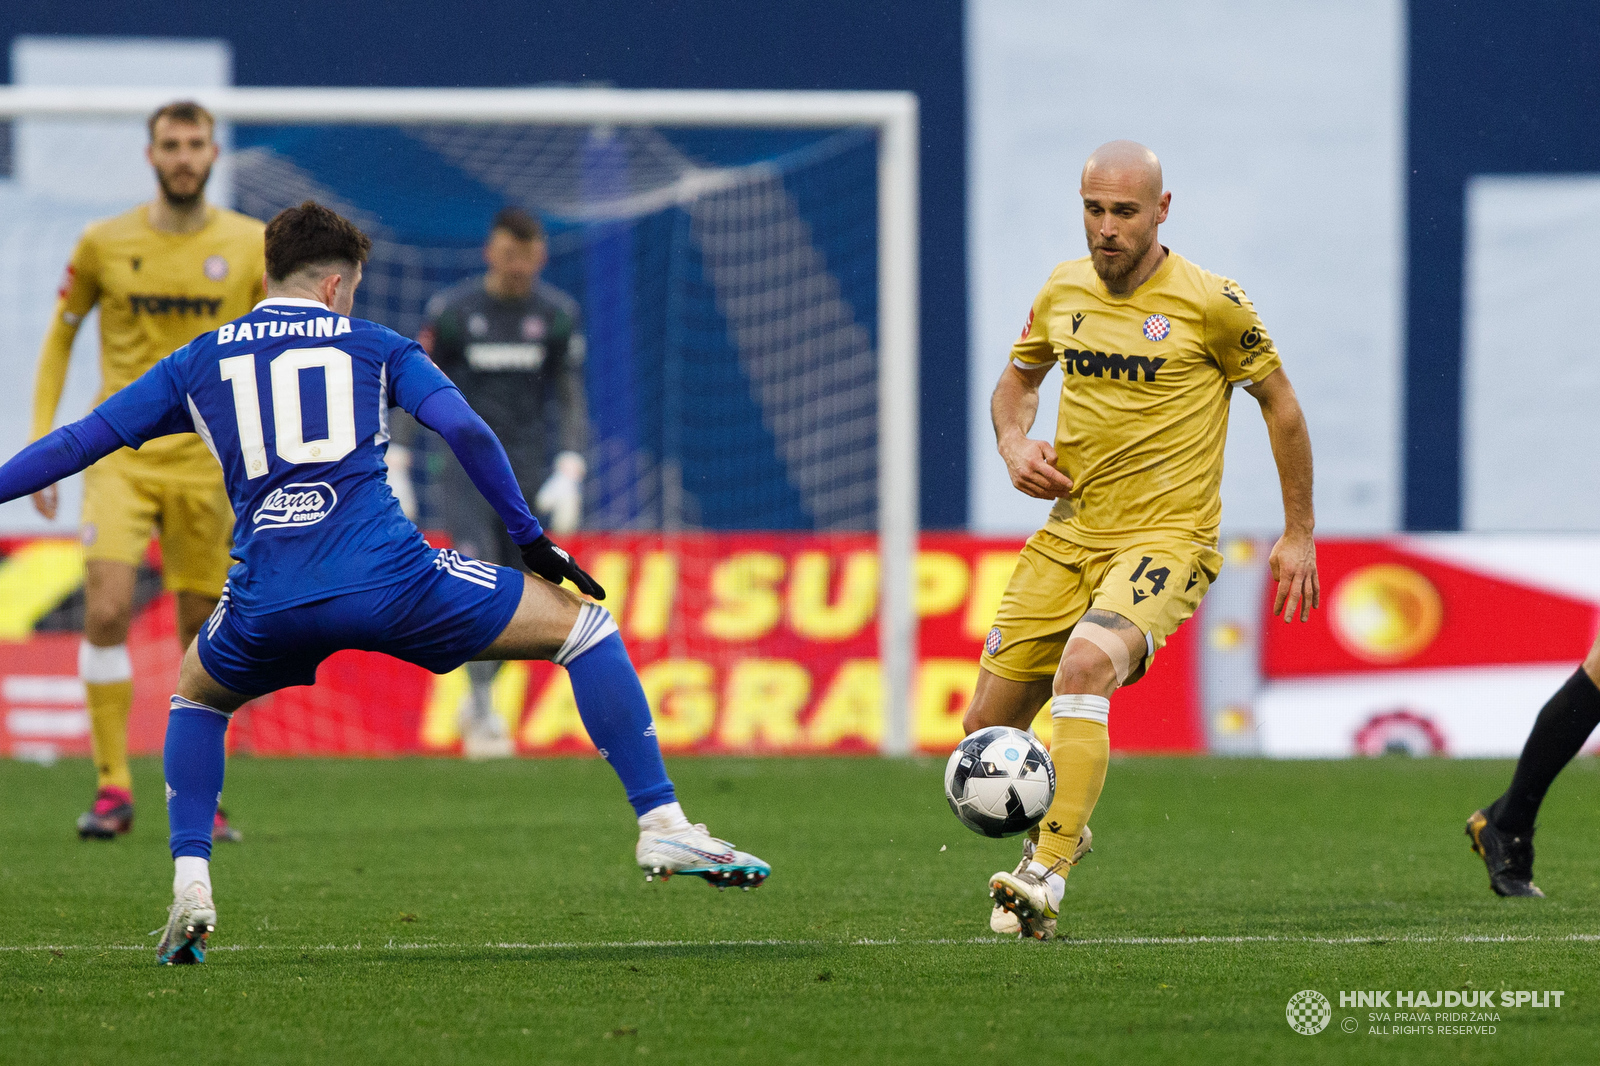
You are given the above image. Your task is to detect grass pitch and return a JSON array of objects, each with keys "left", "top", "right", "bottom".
[{"left": 2, "top": 754, "right": 1598, "bottom": 1065}]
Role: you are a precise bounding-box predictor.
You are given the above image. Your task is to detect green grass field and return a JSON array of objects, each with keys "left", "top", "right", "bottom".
[{"left": 2, "top": 754, "right": 1598, "bottom": 1065}]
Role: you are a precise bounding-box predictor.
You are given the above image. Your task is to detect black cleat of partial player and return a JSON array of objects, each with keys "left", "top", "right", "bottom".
[{"left": 1466, "top": 809, "right": 1545, "bottom": 898}]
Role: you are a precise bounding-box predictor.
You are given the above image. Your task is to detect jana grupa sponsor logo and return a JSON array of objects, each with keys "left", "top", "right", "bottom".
[{"left": 253, "top": 483, "right": 338, "bottom": 529}]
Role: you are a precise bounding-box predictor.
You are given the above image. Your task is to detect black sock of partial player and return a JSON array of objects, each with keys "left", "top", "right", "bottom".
[{"left": 1488, "top": 667, "right": 1600, "bottom": 835}]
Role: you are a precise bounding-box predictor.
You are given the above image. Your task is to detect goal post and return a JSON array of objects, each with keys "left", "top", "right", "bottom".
[{"left": 0, "top": 85, "right": 921, "bottom": 755}]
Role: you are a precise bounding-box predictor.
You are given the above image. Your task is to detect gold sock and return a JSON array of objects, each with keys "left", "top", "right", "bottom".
[
  {"left": 1033, "top": 715, "right": 1109, "bottom": 871},
  {"left": 86, "top": 680, "right": 134, "bottom": 793}
]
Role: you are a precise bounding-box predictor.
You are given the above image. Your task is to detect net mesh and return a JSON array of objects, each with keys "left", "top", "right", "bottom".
[
  {"left": 0, "top": 113, "right": 894, "bottom": 761},
  {"left": 230, "top": 122, "right": 880, "bottom": 532}
]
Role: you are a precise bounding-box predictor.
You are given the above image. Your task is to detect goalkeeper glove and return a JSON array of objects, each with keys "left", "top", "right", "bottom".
[
  {"left": 519, "top": 533, "right": 606, "bottom": 600},
  {"left": 535, "top": 451, "right": 586, "bottom": 534}
]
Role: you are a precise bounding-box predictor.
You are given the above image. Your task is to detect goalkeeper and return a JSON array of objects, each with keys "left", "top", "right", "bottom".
[{"left": 390, "top": 207, "right": 589, "bottom": 758}]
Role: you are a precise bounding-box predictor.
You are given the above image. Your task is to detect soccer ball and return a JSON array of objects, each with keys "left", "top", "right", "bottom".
[{"left": 943, "top": 726, "right": 1056, "bottom": 838}]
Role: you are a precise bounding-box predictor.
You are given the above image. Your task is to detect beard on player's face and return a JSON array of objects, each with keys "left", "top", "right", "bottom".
[
  {"left": 156, "top": 162, "right": 211, "bottom": 208},
  {"left": 1087, "top": 221, "right": 1157, "bottom": 284}
]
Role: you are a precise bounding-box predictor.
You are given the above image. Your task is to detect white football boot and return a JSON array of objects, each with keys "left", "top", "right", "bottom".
[
  {"left": 459, "top": 696, "right": 514, "bottom": 760},
  {"left": 637, "top": 822, "right": 770, "bottom": 890},
  {"left": 988, "top": 826, "right": 1091, "bottom": 938},
  {"left": 155, "top": 881, "right": 216, "bottom": 965}
]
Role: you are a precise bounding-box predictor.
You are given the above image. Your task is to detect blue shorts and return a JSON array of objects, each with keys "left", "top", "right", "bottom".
[{"left": 198, "top": 549, "right": 526, "bottom": 697}]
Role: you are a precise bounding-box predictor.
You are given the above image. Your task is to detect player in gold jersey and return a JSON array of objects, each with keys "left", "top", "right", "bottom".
[
  {"left": 975, "top": 142, "right": 1319, "bottom": 939},
  {"left": 30, "top": 102, "right": 264, "bottom": 841}
]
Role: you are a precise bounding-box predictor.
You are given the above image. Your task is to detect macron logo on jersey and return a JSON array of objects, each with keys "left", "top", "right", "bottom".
[
  {"left": 253, "top": 483, "right": 338, "bottom": 529},
  {"left": 218, "top": 317, "right": 351, "bottom": 343}
]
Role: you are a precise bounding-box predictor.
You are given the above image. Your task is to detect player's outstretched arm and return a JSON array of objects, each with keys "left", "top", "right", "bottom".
[
  {"left": 1245, "top": 368, "right": 1319, "bottom": 622},
  {"left": 413, "top": 387, "right": 605, "bottom": 599},
  {"left": 0, "top": 353, "right": 192, "bottom": 507},
  {"left": 992, "top": 361, "right": 1075, "bottom": 500},
  {"left": 0, "top": 413, "right": 124, "bottom": 505}
]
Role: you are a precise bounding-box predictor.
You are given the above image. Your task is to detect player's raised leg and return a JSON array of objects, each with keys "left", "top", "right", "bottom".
[
  {"left": 1467, "top": 633, "right": 1600, "bottom": 898},
  {"left": 477, "top": 572, "right": 770, "bottom": 888}
]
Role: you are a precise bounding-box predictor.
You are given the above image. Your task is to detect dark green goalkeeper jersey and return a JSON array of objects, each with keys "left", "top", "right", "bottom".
[{"left": 418, "top": 276, "right": 588, "bottom": 482}]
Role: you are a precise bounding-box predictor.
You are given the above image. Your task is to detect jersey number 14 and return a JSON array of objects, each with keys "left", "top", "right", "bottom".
[{"left": 219, "top": 348, "right": 357, "bottom": 479}]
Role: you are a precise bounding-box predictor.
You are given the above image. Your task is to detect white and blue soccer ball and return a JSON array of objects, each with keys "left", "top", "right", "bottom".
[{"left": 943, "top": 726, "right": 1056, "bottom": 838}]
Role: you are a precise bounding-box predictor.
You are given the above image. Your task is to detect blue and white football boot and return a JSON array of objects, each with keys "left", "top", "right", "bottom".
[
  {"left": 637, "top": 823, "right": 770, "bottom": 890},
  {"left": 155, "top": 882, "right": 216, "bottom": 965}
]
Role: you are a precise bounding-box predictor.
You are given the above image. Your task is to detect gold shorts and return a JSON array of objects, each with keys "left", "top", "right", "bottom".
[
  {"left": 980, "top": 528, "right": 1223, "bottom": 684},
  {"left": 80, "top": 452, "right": 234, "bottom": 597}
]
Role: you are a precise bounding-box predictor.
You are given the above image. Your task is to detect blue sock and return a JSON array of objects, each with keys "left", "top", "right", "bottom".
[
  {"left": 558, "top": 610, "right": 676, "bottom": 817},
  {"left": 164, "top": 696, "right": 230, "bottom": 860}
]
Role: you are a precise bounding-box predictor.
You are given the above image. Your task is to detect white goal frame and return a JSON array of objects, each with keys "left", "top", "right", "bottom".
[{"left": 0, "top": 85, "right": 921, "bottom": 755}]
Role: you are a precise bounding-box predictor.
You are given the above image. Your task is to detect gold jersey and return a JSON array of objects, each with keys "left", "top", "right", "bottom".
[
  {"left": 32, "top": 204, "right": 266, "bottom": 479},
  {"left": 1009, "top": 250, "right": 1281, "bottom": 549}
]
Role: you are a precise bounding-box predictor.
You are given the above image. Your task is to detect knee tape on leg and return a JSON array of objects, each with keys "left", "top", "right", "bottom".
[
  {"left": 1065, "top": 621, "right": 1140, "bottom": 686},
  {"left": 552, "top": 603, "right": 619, "bottom": 665}
]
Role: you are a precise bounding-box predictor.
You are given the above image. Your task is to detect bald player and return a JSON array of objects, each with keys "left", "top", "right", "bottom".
[{"left": 974, "top": 141, "right": 1319, "bottom": 940}]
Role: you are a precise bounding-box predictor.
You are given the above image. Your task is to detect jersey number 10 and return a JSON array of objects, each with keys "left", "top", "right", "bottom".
[{"left": 219, "top": 348, "right": 357, "bottom": 479}]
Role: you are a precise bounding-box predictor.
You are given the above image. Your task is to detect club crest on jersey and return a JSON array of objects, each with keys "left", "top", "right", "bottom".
[
  {"left": 985, "top": 627, "right": 1003, "bottom": 656},
  {"left": 203, "top": 255, "right": 229, "bottom": 281},
  {"left": 521, "top": 315, "right": 546, "bottom": 341},
  {"left": 253, "top": 482, "right": 338, "bottom": 529},
  {"left": 1142, "top": 314, "right": 1171, "bottom": 342}
]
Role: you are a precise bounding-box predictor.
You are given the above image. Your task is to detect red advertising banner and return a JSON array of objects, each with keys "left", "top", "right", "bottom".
[
  {"left": 1260, "top": 540, "right": 1597, "bottom": 677},
  {"left": 0, "top": 533, "right": 1205, "bottom": 759}
]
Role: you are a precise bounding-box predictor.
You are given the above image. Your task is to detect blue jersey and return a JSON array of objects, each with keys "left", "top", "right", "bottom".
[{"left": 96, "top": 297, "right": 457, "bottom": 611}]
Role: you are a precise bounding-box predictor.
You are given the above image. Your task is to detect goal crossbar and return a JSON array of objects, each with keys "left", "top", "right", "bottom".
[{"left": 0, "top": 85, "right": 921, "bottom": 756}]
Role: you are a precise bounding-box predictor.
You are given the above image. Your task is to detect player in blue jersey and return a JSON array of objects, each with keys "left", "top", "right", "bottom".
[{"left": 0, "top": 201, "right": 769, "bottom": 965}]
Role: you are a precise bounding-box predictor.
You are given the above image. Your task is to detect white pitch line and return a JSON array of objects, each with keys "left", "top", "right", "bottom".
[{"left": 4, "top": 933, "right": 1600, "bottom": 952}]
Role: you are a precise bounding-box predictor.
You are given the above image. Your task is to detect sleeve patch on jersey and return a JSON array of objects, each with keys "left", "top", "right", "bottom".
[
  {"left": 1020, "top": 307, "right": 1035, "bottom": 340},
  {"left": 57, "top": 263, "right": 75, "bottom": 300}
]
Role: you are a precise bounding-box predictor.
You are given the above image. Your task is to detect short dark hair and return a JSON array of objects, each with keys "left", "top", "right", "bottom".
[
  {"left": 264, "top": 201, "right": 373, "bottom": 282},
  {"left": 489, "top": 206, "right": 543, "bottom": 243},
  {"left": 147, "top": 100, "right": 215, "bottom": 141}
]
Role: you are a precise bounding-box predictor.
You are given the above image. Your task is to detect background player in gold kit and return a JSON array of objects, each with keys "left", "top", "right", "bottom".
[
  {"left": 971, "top": 141, "right": 1320, "bottom": 939},
  {"left": 30, "top": 101, "right": 265, "bottom": 841}
]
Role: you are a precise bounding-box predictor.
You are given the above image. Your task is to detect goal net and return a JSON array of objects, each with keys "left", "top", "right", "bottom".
[{"left": 0, "top": 87, "right": 920, "bottom": 757}]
